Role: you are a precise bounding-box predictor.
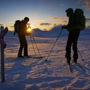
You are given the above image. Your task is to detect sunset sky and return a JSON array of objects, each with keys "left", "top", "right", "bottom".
[{"left": 0, "top": 0, "right": 90, "bottom": 31}]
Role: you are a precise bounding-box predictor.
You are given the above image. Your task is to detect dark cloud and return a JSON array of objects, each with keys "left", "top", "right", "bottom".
[
  {"left": 40, "top": 23, "right": 52, "bottom": 26},
  {"left": 0, "top": 24, "right": 3, "bottom": 26},
  {"left": 78, "top": 0, "right": 90, "bottom": 12},
  {"left": 9, "top": 26, "right": 14, "bottom": 28},
  {"left": 86, "top": 18, "right": 90, "bottom": 22},
  {"left": 84, "top": 0, "right": 90, "bottom": 11}
]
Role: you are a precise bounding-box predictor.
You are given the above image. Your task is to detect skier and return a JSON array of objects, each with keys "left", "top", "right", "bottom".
[
  {"left": 14, "top": 17, "right": 30, "bottom": 58},
  {"left": 62, "top": 8, "right": 85, "bottom": 65}
]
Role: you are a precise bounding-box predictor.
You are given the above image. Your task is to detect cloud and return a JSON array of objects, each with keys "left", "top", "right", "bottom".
[
  {"left": 78, "top": 0, "right": 90, "bottom": 12},
  {"left": 0, "top": 24, "right": 3, "bottom": 26},
  {"left": 78, "top": 0, "right": 83, "bottom": 3},
  {"left": 86, "top": 18, "right": 90, "bottom": 21},
  {"left": 40, "top": 23, "right": 52, "bottom": 26},
  {"left": 50, "top": 16, "right": 67, "bottom": 21},
  {"left": 84, "top": 0, "right": 90, "bottom": 11},
  {"left": 50, "top": 17, "right": 63, "bottom": 21},
  {"left": 10, "top": 26, "right": 14, "bottom": 28},
  {"left": 50, "top": 17, "right": 61, "bottom": 20},
  {"left": 49, "top": 16, "right": 67, "bottom": 25}
]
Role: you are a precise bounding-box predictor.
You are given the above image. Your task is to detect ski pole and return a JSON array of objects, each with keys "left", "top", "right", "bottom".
[
  {"left": 45, "top": 29, "right": 63, "bottom": 61},
  {"left": 30, "top": 35, "right": 37, "bottom": 56},
  {"left": 32, "top": 36, "right": 43, "bottom": 58}
]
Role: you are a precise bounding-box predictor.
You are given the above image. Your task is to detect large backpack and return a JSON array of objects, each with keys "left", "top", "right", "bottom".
[
  {"left": 74, "top": 9, "right": 86, "bottom": 31},
  {"left": 14, "top": 20, "right": 21, "bottom": 34}
]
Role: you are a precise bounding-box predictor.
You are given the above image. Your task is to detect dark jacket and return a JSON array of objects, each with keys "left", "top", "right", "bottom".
[{"left": 19, "top": 20, "right": 27, "bottom": 35}]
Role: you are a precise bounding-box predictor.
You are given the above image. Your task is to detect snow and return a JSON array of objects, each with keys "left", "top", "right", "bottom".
[{"left": 0, "top": 29, "right": 90, "bottom": 90}]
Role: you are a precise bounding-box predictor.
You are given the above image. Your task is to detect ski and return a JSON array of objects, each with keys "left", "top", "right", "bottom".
[
  {"left": 75, "top": 63, "right": 86, "bottom": 72},
  {"left": 67, "top": 64, "right": 73, "bottom": 73},
  {"left": 32, "top": 56, "right": 43, "bottom": 59},
  {"left": 67, "top": 63, "right": 86, "bottom": 73}
]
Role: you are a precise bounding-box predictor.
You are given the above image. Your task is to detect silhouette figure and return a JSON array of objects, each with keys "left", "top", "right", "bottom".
[
  {"left": 62, "top": 8, "right": 85, "bottom": 65},
  {"left": 14, "top": 17, "right": 30, "bottom": 58}
]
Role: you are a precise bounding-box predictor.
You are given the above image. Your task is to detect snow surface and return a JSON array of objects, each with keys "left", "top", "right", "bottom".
[{"left": 0, "top": 29, "right": 90, "bottom": 90}]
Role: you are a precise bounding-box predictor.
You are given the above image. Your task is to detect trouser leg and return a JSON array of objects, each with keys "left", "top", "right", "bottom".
[
  {"left": 18, "top": 45, "right": 23, "bottom": 56},
  {"left": 66, "top": 42, "right": 72, "bottom": 64},
  {"left": 73, "top": 43, "right": 78, "bottom": 62},
  {"left": 23, "top": 36, "right": 28, "bottom": 56},
  {"left": 65, "top": 32, "right": 73, "bottom": 64},
  {"left": 24, "top": 44, "right": 28, "bottom": 56},
  {"left": 18, "top": 35, "right": 28, "bottom": 57},
  {"left": 18, "top": 36, "right": 24, "bottom": 56},
  {"left": 72, "top": 32, "right": 80, "bottom": 63}
]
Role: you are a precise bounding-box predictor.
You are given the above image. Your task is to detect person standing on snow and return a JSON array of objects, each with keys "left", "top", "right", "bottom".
[
  {"left": 14, "top": 17, "right": 30, "bottom": 58},
  {"left": 62, "top": 8, "right": 85, "bottom": 65}
]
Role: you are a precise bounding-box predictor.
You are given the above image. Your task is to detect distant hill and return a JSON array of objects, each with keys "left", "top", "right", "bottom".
[
  {"left": 32, "top": 25, "right": 67, "bottom": 37},
  {"left": 32, "top": 25, "right": 90, "bottom": 39},
  {"left": 6, "top": 25, "right": 90, "bottom": 39}
]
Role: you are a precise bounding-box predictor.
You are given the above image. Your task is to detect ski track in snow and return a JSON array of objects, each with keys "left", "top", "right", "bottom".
[{"left": 0, "top": 31, "right": 90, "bottom": 90}]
